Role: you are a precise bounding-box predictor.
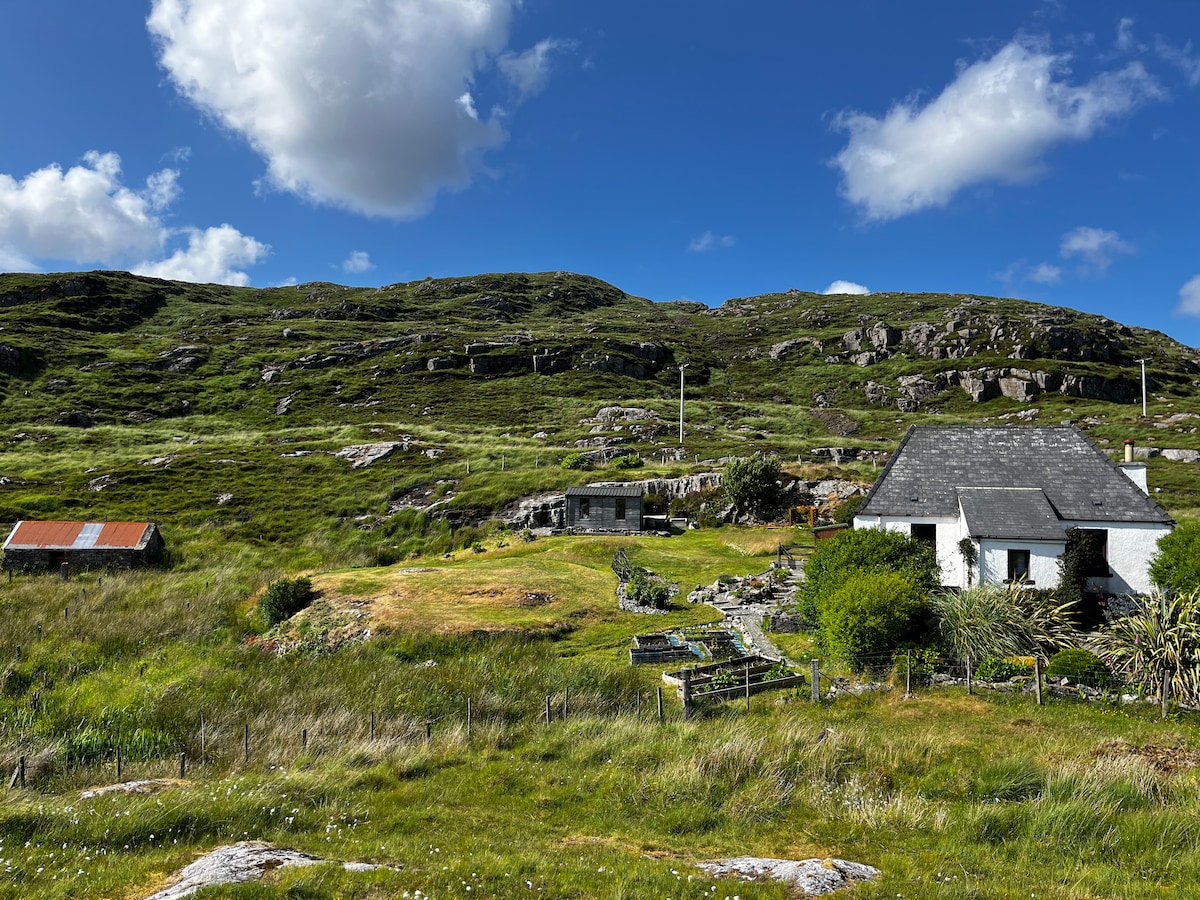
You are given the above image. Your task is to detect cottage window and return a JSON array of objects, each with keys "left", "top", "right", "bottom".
[
  {"left": 615, "top": 498, "right": 626, "bottom": 520},
  {"left": 579, "top": 498, "right": 590, "bottom": 518},
  {"left": 1008, "top": 549, "right": 1031, "bottom": 583}
]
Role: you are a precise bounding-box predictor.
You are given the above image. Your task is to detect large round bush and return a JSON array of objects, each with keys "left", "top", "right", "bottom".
[{"left": 819, "top": 571, "right": 929, "bottom": 675}]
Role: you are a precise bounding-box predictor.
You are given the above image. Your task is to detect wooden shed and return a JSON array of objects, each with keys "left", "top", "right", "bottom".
[
  {"left": 565, "top": 485, "right": 643, "bottom": 532},
  {"left": 2, "top": 521, "right": 166, "bottom": 572}
]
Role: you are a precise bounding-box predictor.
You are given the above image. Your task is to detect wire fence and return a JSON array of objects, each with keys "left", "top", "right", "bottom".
[{"left": 2, "top": 648, "right": 1185, "bottom": 793}]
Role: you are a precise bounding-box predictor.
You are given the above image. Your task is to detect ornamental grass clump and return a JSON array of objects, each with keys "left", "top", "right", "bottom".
[
  {"left": 1092, "top": 590, "right": 1200, "bottom": 705},
  {"left": 931, "top": 584, "right": 1077, "bottom": 664}
]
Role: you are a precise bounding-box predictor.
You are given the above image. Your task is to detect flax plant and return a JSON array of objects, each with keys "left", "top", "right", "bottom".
[{"left": 1093, "top": 590, "right": 1200, "bottom": 705}]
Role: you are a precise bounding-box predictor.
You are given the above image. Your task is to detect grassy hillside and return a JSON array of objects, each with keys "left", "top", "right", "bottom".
[{"left": 2, "top": 271, "right": 1200, "bottom": 898}]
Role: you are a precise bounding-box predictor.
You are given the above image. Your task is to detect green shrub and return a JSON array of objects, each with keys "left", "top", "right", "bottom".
[
  {"left": 723, "top": 452, "right": 782, "bottom": 520},
  {"left": 894, "top": 648, "right": 940, "bottom": 686},
  {"left": 819, "top": 571, "right": 929, "bottom": 675},
  {"left": 259, "top": 576, "right": 315, "bottom": 626},
  {"left": 1149, "top": 519, "right": 1200, "bottom": 594},
  {"left": 832, "top": 494, "right": 865, "bottom": 525},
  {"left": 611, "top": 453, "right": 643, "bottom": 470},
  {"left": 797, "top": 527, "right": 939, "bottom": 629},
  {"left": 519, "top": 528, "right": 536, "bottom": 543},
  {"left": 626, "top": 569, "right": 670, "bottom": 609},
  {"left": 1046, "top": 648, "right": 1115, "bottom": 689},
  {"left": 560, "top": 452, "right": 591, "bottom": 470},
  {"left": 975, "top": 656, "right": 1034, "bottom": 682}
]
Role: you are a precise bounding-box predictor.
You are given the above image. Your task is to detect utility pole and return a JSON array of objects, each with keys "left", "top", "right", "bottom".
[
  {"left": 1137, "top": 358, "right": 1148, "bottom": 418},
  {"left": 678, "top": 363, "right": 688, "bottom": 447}
]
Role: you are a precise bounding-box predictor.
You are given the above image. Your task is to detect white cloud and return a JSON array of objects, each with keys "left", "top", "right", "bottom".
[
  {"left": 147, "top": 0, "right": 557, "bottom": 218},
  {"left": 133, "top": 225, "right": 269, "bottom": 286},
  {"left": 1059, "top": 226, "right": 1134, "bottom": 272},
  {"left": 822, "top": 280, "right": 871, "bottom": 295},
  {"left": 1029, "top": 262, "right": 1063, "bottom": 284},
  {"left": 688, "top": 231, "right": 735, "bottom": 252},
  {"left": 0, "top": 151, "right": 267, "bottom": 286},
  {"left": 499, "top": 38, "right": 573, "bottom": 99},
  {"left": 832, "top": 39, "right": 1163, "bottom": 221},
  {"left": 342, "top": 250, "right": 375, "bottom": 274},
  {"left": 0, "top": 152, "right": 173, "bottom": 264},
  {"left": 1156, "top": 37, "right": 1200, "bottom": 87},
  {"left": 1177, "top": 275, "right": 1200, "bottom": 317}
]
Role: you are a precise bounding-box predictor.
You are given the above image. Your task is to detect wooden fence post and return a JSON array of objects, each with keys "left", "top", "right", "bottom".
[
  {"left": 426, "top": 721, "right": 432, "bottom": 746},
  {"left": 636, "top": 690, "right": 642, "bottom": 720},
  {"left": 1034, "top": 657, "right": 1043, "bottom": 706},
  {"left": 116, "top": 747, "right": 122, "bottom": 782},
  {"left": 18, "top": 756, "right": 25, "bottom": 789},
  {"left": 905, "top": 650, "right": 912, "bottom": 697},
  {"left": 244, "top": 724, "right": 250, "bottom": 763},
  {"left": 563, "top": 687, "right": 569, "bottom": 721},
  {"left": 745, "top": 663, "right": 751, "bottom": 710},
  {"left": 467, "top": 698, "right": 473, "bottom": 738},
  {"left": 656, "top": 686, "right": 664, "bottom": 721},
  {"left": 1161, "top": 676, "right": 1170, "bottom": 719},
  {"left": 811, "top": 659, "right": 820, "bottom": 702},
  {"left": 545, "top": 695, "right": 552, "bottom": 725},
  {"left": 370, "top": 711, "right": 376, "bottom": 740},
  {"left": 681, "top": 669, "right": 693, "bottom": 721},
  {"left": 179, "top": 752, "right": 186, "bottom": 779},
  {"left": 966, "top": 657, "right": 973, "bottom": 695},
  {"left": 302, "top": 729, "right": 308, "bottom": 752}
]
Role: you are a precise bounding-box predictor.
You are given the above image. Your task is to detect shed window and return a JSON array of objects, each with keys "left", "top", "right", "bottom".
[
  {"left": 615, "top": 498, "right": 626, "bottom": 520},
  {"left": 1008, "top": 549, "right": 1031, "bottom": 583},
  {"left": 579, "top": 498, "right": 590, "bottom": 518}
]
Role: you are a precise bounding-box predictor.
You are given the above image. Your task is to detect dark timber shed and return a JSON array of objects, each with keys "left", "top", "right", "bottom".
[
  {"left": 565, "top": 485, "right": 643, "bottom": 532},
  {"left": 2, "top": 521, "right": 166, "bottom": 572}
]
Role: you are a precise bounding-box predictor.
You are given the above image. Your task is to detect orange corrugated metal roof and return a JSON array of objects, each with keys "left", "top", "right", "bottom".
[
  {"left": 3, "top": 521, "right": 152, "bottom": 550},
  {"left": 96, "top": 522, "right": 150, "bottom": 548}
]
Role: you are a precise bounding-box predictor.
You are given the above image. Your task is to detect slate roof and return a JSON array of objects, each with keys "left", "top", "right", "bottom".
[
  {"left": 858, "top": 426, "right": 1173, "bottom": 526},
  {"left": 2, "top": 521, "right": 160, "bottom": 551},
  {"left": 565, "top": 485, "right": 643, "bottom": 498},
  {"left": 958, "top": 488, "right": 1065, "bottom": 541}
]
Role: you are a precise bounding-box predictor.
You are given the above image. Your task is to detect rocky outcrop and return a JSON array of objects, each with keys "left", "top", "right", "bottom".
[
  {"left": 334, "top": 441, "right": 410, "bottom": 468},
  {"left": 145, "top": 841, "right": 387, "bottom": 900},
  {"left": 695, "top": 857, "right": 880, "bottom": 895}
]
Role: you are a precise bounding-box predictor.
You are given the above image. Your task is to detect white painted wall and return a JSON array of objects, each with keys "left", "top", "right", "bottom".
[
  {"left": 852, "top": 514, "right": 963, "bottom": 587},
  {"left": 1064, "top": 520, "right": 1171, "bottom": 596},
  {"left": 977, "top": 539, "right": 1063, "bottom": 588}
]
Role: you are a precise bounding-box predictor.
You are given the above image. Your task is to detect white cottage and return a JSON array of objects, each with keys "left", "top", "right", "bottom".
[{"left": 853, "top": 425, "right": 1173, "bottom": 594}]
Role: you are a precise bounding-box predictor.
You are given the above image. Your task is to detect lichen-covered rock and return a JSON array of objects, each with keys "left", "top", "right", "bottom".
[{"left": 695, "top": 857, "right": 880, "bottom": 895}]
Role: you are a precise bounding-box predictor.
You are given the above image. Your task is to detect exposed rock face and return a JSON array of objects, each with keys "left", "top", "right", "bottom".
[
  {"left": 334, "top": 441, "right": 409, "bottom": 468},
  {"left": 145, "top": 841, "right": 386, "bottom": 900},
  {"left": 695, "top": 857, "right": 881, "bottom": 895},
  {"left": 0, "top": 344, "right": 27, "bottom": 371},
  {"left": 55, "top": 410, "right": 94, "bottom": 428}
]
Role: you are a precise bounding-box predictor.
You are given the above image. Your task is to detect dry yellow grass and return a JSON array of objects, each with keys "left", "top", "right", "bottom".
[{"left": 313, "top": 559, "right": 615, "bottom": 635}]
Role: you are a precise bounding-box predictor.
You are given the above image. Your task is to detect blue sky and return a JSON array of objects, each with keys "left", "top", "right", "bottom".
[{"left": 1, "top": 1, "right": 1198, "bottom": 345}]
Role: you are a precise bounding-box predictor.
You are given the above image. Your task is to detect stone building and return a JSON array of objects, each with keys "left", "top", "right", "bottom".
[{"left": 2, "top": 521, "right": 166, "bottom": 572}]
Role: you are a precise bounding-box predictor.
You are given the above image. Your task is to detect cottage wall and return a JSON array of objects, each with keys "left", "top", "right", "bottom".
[
  {"left": 1060, "top": 520, "right": 1170, "bottom": 596},
  {"left": 977, "top": 539, "right": 1063, "bottom": 588}
]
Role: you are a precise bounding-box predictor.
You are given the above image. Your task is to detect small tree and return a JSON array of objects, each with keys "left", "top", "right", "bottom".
[
  {"left": 723, "top": 452, "right": 782, "bottom": 520},
  {"left": 820, "top": 572, "right": 928, "bottom": 675},
  {"left": 1149, "top": 519, "right": 1200, "bottom": 595}
]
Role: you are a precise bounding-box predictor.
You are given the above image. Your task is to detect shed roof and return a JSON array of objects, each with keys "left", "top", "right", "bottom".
[
  {"left": 859, "top": 425, "right": 1173, "bottom": 525},
  {"left": 565, "top": 485, "right": 643, "bottom": 498},
  {"left": 2, "top": 521, "right": 158, "bottom": 551}
]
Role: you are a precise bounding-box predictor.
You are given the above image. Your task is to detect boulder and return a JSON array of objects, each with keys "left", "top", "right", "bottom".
[
  {"left": 334, "top": 442, "right": 410, "bottom": 469},
  {"left": 55, "top": 410, "right": 94, "bottom": 428},
  {"left": 695, "top": 857, "right": 880, "bottom": 895}
]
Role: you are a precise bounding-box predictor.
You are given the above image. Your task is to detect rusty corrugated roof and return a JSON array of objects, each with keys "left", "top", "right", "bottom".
[{"left": 2, "top": 521, "right": 153, "bottom": 551}]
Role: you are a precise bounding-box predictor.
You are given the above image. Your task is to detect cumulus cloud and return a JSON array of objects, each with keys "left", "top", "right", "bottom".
[
  {"left": 342, "top": 250, "right": 375, "bottom": 274},
  {"left": 1177, "top": 275, "right": 1200, "bottom": 317},
  {"left": 832, "top": 39, "right": 1163, "bottom": 221},
  {"left": 148, "top": 0, "right": 557, "bottom": 218},
  {"left": 0, "top": 151, "right": 267, "bottom": 286},
  {"left": 688, "top": 231, "right": 735, "bottom": 252},
  {"left": 133, "top": 225, "right": 269, "bottom": 286},
  {"left": 0, "top": 152, "right": 173, "bottom": 264},
  {"left": 823, "top": 280, "right": 870, "bottom": 295},
  {"left": 1059, "top": 226, "right": 1134, "bottom": 272}
]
